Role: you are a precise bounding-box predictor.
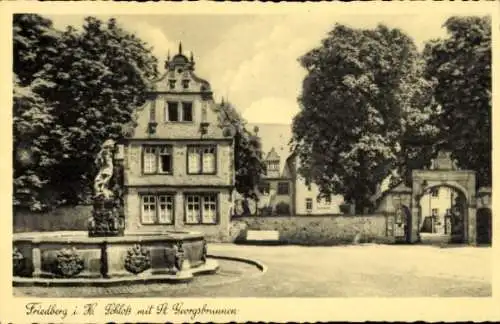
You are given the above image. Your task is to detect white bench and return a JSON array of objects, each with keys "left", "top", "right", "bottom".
[{"left": 245, "top": 230, "right": 280, "bottom": 244}]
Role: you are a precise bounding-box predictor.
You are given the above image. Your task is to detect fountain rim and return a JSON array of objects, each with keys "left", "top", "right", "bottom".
[{"left": 13, "top": 230, "right": 205, "bottom": 244}]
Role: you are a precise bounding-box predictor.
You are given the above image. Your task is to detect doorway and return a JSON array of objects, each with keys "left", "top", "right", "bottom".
[{"left": 418, "top": 186, "right": 466, "bottom": 245}]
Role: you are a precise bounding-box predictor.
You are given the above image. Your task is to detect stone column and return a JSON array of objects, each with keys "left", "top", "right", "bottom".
[
  {"left": 468, "top": 205, "right": 477, "bottom": 245},
  {"left": 410, "top": 179, "right": 422, "bottom": 243},
  {"left": 410, "top": 206, "right": 420, "bottom": 243},
  {"left": 31, "top": 244, "right": 42, "bottom": 277}
]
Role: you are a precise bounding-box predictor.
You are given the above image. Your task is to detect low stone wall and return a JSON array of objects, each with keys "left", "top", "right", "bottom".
[
  {"left": 230, "top": 214, "right": 393, "bottom": 245},
  {"left": 15, "top": 207, "right": 392, "bottom": 245}
]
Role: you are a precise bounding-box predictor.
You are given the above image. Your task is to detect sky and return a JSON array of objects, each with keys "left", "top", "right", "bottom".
[{"left": 45, "top": 13, "right": 454, "bottom": 125}]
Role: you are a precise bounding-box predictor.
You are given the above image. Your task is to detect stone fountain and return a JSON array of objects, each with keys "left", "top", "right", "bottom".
[{"left": 13, "top": 140, "right": 218, "bottom": 286}]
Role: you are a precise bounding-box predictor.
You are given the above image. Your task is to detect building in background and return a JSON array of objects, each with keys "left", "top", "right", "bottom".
[
  {"left": 122, "top": 44, "right": 235, "bottom": 240},
  {"left": 248, "top": 123, "right": 344, "bottom": 216},
  {"left": 419, "top": 187, "right": 458, "bottom": 234},
  {"left": 284, "top": 153, "right": 344, "bottom": 215},
  {"left": 258, "top": 147, "right": 293, "bottom": 215}
]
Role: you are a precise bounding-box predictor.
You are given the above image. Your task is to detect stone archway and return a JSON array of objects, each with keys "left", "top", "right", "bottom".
[
  {"left": 416, "top": 185, "right": 467, "bottom": 244},
  {"left": 410, "top": 151, "right": 477, "bottom": 245}
]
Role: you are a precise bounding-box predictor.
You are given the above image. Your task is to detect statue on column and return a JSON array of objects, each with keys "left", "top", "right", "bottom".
[
  {"left": 88, "top": 139, "right": 125, "bottom": 237},
  {"left": 94, "top": 139, "right": 116, "bottom": 199}
]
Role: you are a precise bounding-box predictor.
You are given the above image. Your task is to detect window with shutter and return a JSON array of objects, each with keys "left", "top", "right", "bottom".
[
  {"left": 202, "top": 147, "right": 215, "bottom": 173},
  {"left": 143, "top": 147, "right": 157, "bottom": 174},
  {"left": 187, "top": 146, "right": 216, "bottom": 174},
  {"left": 202, "top": 194, "right": 217, "bottom": 224},
  {"left": 188, "top": 147, "right": 201, "bottom": 174},
  {"left": 158, "top": 195, "right": 174, "bottom": 224},
  {"left": 185, "top": 195, "right": 201, "bottom": 224},
  {"left": 141, "top": 195, "right": 156, "bottom": 224},
  {"left": 141, "top": 194, "right": 175, "bottom": 225}
]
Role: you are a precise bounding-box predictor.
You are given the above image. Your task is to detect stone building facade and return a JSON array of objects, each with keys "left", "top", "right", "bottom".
[
  {"left": 284, "top": 153, "right": 344, "bottom": 215},
  {"left": 122, "top": 44, "right": 235, "bottom": 241},
  {"left": 257, "top": 147, "right": 294, "bottom": 214}
]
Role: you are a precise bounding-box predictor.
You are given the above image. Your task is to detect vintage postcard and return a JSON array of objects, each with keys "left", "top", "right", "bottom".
[{"left": 1, "top": 1, "right": 499, "bottom": 323}]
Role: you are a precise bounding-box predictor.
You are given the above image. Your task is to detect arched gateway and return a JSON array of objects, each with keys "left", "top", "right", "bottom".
[
  {"left": 376, "top": 150, "right": 490, "bottom": 245},
  {"left": 410, "top": 151, "right": 476, "bottom": 244}
]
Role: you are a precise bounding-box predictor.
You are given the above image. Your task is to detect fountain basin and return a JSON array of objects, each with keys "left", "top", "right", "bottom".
[{"left": 13, "top": 231, "right": 218, "bottom": 286}]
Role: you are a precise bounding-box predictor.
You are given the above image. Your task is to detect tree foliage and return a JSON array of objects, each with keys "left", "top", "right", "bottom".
[
  {"left": 13, "top": 14, "right": 159, "bottom": 210},
  {"left": 13, "top": 14, "right": 64, "bottom": 209},
  {"left": 217, "top": 101, "right": 265, "bottom": 199},
  {"left": 292, "top": 24, "right": 437, "bottom": 212},
  {"left": 423, "top": 16, "right": 491, "bottom": 188}
]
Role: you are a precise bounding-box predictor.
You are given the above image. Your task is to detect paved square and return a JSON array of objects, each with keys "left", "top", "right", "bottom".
[{"left": 14, "top": 244, "right": 491, "bottom": 297}]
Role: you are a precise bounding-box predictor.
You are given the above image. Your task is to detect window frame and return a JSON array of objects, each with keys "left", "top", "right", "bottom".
[
  {"left": 186, "top": 145, "right": 217, "bottom": 175},
  {"left": 183, "top": 193, "right": 219, "bottom": 225},
  {"left": 142, "top": 145, "right": 174, "bottom": 175},
  {"left": 140, "top": 193, "right": 176, "bottom": 225},
  {"left": 165, "top": 100, "right": 194, "bottom": 123},
  {"left": 157, "top": 146, "right": 173, "bottom": 174},
  {"left": 259, "top": 182, "right": 270, "bottom": 194},
  {"left": 181, "top": 101, "right": 193, "bottom": 122},
  {"left": 277, "top": 181, "right": 290, "bottom": 195},
  {"left": 306, "top": 198, "right": 313, "bottom": 211}
]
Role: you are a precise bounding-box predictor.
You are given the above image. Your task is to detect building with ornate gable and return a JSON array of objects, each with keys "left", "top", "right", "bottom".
[{"left": 122, "top": 44, "right": 235, "bottom": 241}]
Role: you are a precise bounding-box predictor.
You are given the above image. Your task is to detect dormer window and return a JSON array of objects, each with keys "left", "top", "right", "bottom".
[
  {"left": 182, "top": 79, "right": 190, "bottom": 89},
  {"left": 267, "top": 160, "right": 279, "bottom": 171},
  {"left": 168, "top": 79, "right": 176, "bottom": 90}
]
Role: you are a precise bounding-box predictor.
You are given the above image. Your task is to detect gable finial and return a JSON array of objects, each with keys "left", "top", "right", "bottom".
[
  {"left": 179, "top": 42, "right": 183, "bottom": 54},
  {"left": 167, "top": 50, "right": 170, "bottom": 61},
  {"left": 190, "top": 51, "right": 194, "bottom": 62}
]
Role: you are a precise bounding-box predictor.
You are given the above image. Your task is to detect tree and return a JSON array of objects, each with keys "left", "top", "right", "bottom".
[
  {"left": 13, "top": 14, "right": 66, "bottom": 210},
  {"left": 47, "top": 17, "right": 159, "bottom": 204},
  {"left": 217, "top": 100, "right": 265, "bottom": 199},
  {"left": 291, "top": 24, "right": 436, "bottom": 212},
  {"left": 13, "top": 14, "right": 159, "bottom": 210},
  {"left": 423, "top": 16, "right": 491, "bottom": 188}
]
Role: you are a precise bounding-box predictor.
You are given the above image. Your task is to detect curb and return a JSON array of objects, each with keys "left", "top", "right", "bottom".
[{"left": 207, "top": 254, "right": 268, "bottom": 274}]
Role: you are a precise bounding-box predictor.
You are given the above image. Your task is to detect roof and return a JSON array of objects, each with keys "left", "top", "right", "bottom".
[
  {"left": 265, "top": 147, "right": 280, "bottom": 161},
  {"left": 370, "top": 180, "right": 412, "bottom": 203},
  {"left": 390, "top": 182, "right": 412, "bottom": 194}
]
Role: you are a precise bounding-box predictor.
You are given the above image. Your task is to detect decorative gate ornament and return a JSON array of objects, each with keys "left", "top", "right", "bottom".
[
  {"left": 124, "top": 244, "right": 151, "bottom": 275},
  {"left": 52, "top": 247, "right": 85, "bottom": 278},
  {"left": 429, "top": 150, "right": 459, "bottom": 171}
]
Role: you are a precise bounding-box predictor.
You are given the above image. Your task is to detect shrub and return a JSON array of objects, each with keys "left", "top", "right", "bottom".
[
  {"left": 339, "top": 203, "right": 351, "bottom": 215},
  {"left": 258, "top": 206, "right": 274, "bottom": 216},
  {"left": 275, "top": 202, "right": 290, "bottom": 215}
]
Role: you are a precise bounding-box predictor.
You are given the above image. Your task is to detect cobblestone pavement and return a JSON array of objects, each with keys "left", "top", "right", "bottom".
[{"left": 13, "top": 244, "right": 491, "bottom": 297}]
